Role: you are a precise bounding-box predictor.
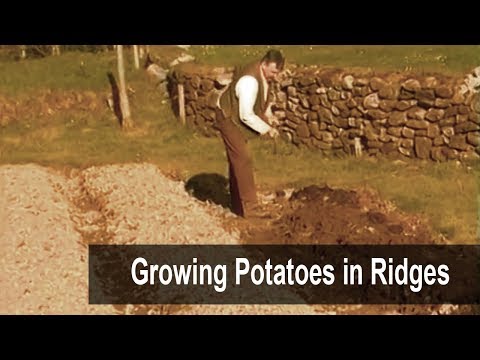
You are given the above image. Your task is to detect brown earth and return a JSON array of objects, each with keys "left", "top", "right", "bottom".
[{"left": 234, "top": 184, "right": 442, "bottom": 245}]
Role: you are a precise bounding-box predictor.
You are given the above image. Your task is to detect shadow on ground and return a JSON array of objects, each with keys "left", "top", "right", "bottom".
[{"left": 185, "top": 173, "right": 231, "bottom": 209}]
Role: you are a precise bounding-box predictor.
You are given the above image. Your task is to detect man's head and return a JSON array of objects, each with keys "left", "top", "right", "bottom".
[{"left": 260, "top": 49, "right": 285, "bottom": 81}]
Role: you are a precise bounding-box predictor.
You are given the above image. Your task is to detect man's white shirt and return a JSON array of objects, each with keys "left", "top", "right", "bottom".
[{"left": 235, "top": 74, "right": 272, "bottom": 135}]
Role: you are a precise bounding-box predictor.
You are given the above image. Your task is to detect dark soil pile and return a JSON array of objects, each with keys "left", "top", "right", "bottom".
[{"left": 242, "top": 185, "right": 441, "bottom": 245}]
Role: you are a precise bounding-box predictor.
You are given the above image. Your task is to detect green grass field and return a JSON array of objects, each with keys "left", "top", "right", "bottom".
[
  {"left": 1, "top": 45, "right": 478, "bottom": 95},
  {"left": 0, "top": 45, "right": 478, "bottom": 243},
  {"left": 187, "top": 45, "right": 480, "bottom": 75}
]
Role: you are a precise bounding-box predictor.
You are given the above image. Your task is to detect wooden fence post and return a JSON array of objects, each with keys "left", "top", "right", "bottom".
[
  {"left": 178, "top": 83, "right": 186, "bottom": 125},
  {"left": 354, "top": 137, "right": 362, "bottom": 157}
]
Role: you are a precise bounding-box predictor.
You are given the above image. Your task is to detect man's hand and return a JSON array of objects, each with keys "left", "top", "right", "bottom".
[
  {"left": 267, "top": 115, "right": 280, "bottom": 126},
  {"left": 266, "top": 127, "right": 280, "bottom": 139},
  {"left": 261, "top": 112, "right": 280, "bottom": 127}
]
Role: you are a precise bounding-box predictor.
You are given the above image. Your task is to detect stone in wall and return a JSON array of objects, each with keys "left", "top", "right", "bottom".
[
  {"left": 402, "top": 127, "right": 415, "bottom": 139},
  {"left": 364, "top": 93, "right": 380, "bottom": 109},
  {"left": 406, "top": 120, "right": 429, "bottom": 130},
  {"left": 444, "top": 106, "right": 458, "bottom": 118},
  {"left": 399, "top": 88, "right": 415, "bottom": 100},
  {"left": 442, "top": 127, "right": 454, "bottom": 137},
  {"left": 402, "top": 79, "right": 421, "bottom": 92},
  {"left": 378, "top": 84, "right": 399, "bottom": 100},
  {"left": 382, "top": 142, "right": 398, "bottom": 154},
  {"left": 407, "top": 107, "right": 426, "bottom": 120},
  {"left": 427, "top": 124, "right": 441, "bottom": 138},
  {"left": 416, "top": 89, "right": 436, "bottom": 109},
  {"left": 400, "top": 138, "right": 414, "bottom": 149},
  {"left": 354, "top": 78, "right": 369, "bottom": 87},
  {"left": 366, "top": 109, "right": 387, "bottom": 120},
  {"left": 435, "top": 98, "right": 451, "bottom": 108},
  {"left": 317, "top": 107, "right": 334, "bottom": 124},
  {"left": 396, "top": 100, "right": 417, "bottom": 111},
  {"left": 452, "top": 91, "right": 466, "bottom": 105},
  {"left": 422, "top": 76, "right": 438, "bottom": 89},
  {"left": 449, "top": 135, "right": 469, "bottom": 151},
  {"left": 398, "top": 147, "right": 412, "bottom": 157},
  {"left": 431, "top": 147, "right": 449, "bottom": 162},
  {"left": 346, "top": 98, "right": 358, "bottom": 109},
  {"left": 309, "top": 122, "right": 322, "bottom": 140},
  {"left": 456, "top": 115, "right": 469, "bottom": 125},
  {"left": 415, "top": 137, "right": 432, "bottom": 159},
  {"left": 425, "top": 109, "right": 444, "bottom": 122},
  {"left": 433, "top": 136, "right": 445, "bottom": 146},
  {"left": 455, "top": 122, "right": 480, "bottom": 134},
  {"left": 439, "top": 117, "right": 455, "bottom": 127},
  {"left": 342, "top": 75, "right": 354, "bottom": 90},
  {"left": 472, "top": 94, "right": 480, "bottom": 113},
  {"left": 388, "top": 111, "right": 407, "bottom": 126},
  {"left": 370, "top": 77, "right": 386, "bottom": 91},
  {"left": 297, "top": 122, "right": 310, "bottom": 138},
  {"left": 466, "top": 132, "right": 480, "bottom": 146},
  {"left": 364, "top": 123, "right": 379, "bottom": 141},
  {"left": 469, "top": 111, "right": 479, "bottom": 123},
  {"left": 378, "top": 100, "right": 394, "bottom": 112},
  {"left": 387, "top": 127, "right": 403, "bottom": 137},
  {"left": 435, "top": 86, "right": 454, "bottom": 99},
  {"left": 312, "top": 138, "right": 332, "bottom": 150},
  {"left": 322, "top": 131, "right": 334, "bottom": 143},
  {"left": 309, "top": 95, "right": 320, "bottom": 106}
]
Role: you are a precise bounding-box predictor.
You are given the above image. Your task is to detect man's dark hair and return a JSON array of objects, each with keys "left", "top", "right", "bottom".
[{"left": 261, "top": 49, "right": 285, "bottom": 70}]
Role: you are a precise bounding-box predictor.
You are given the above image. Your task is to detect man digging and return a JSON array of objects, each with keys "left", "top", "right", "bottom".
[{"left": 215, "top": 49, "right": 284, "bottom": 219}]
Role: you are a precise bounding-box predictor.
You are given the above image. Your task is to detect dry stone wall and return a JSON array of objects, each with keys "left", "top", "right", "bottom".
[{"left": 168, "top": 63, "right": 480, "bottom": 161}]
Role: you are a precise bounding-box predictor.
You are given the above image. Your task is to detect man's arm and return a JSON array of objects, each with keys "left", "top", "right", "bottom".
[
  {"left": 263, "top": 102, "right": 280, "bottom": 126},
  {"left": 235, "top": 75, "right": 272, "bottom": 135}
]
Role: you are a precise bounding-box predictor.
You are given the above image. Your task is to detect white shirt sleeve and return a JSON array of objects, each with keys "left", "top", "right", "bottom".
[{"left": 235, "top": 75, "right": 272, "bottom": 135}]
